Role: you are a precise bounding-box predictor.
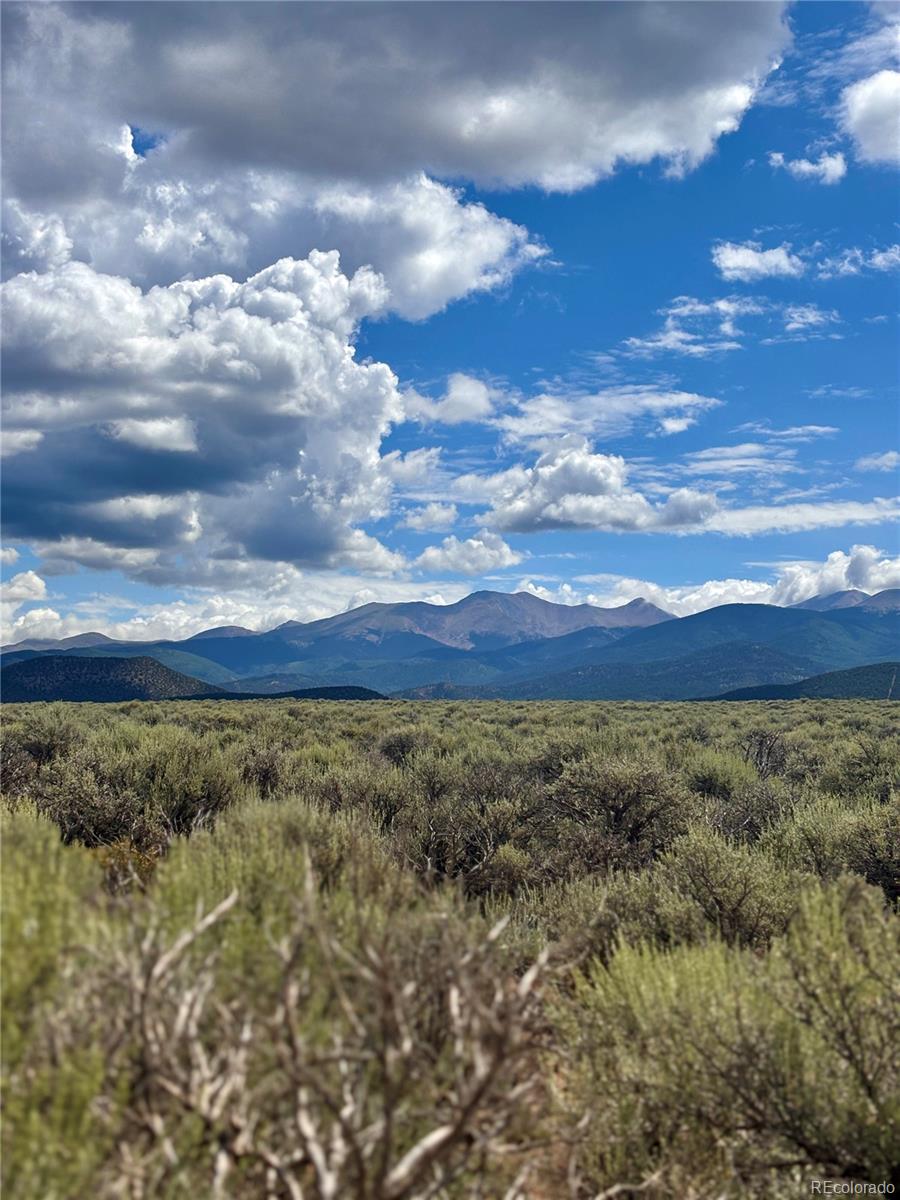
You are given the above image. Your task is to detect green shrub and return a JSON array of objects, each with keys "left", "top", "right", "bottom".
[
  {"left": 656, "top": 826, "right": 801, "bottom": 948},
  {"left": 29, "top": 724, "right": 245, "bottom": 850},
  {"left": 705, "top": 777, "right": 792, "bottom": 843},
  {"left": 764, "top": 795, "right": 900, "bottom": 904},
  {"left": 547, "top": 754, "right": 693, "bottom": 873},
  {"left": 1, "top": 807, "right": 115, "bottom": 1199},
  {"left": 683, "top": 746, "right": 757, "bottom": 800},
  {"left": 561, "top": 877, "right": 900, "bottom": 1195}
]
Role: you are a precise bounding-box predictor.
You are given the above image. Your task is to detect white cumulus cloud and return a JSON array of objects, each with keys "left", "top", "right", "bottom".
[
  {"left": 406, "top": 374, "right": 498, "bottom": 425},
  {"left": 414, "top": 531, "right": 522, "bottom": 575},
  {"left": 109, "top": 417, "right": 198, "bottom": 453},
  {"left": 768, "top": 150, "right": 847, "bottom": 184},
  {"left": 1, "top": 252, "right": 408, "bottom": 581},
  {"left": 1, "top": 3, "right": 791, "bottom": 318},
  {"left": 401, "top": 503, "right": 459, "bottom": 532},
  {"left": 841, "top": 69, "right": 900, "bottom": 165},
  {"left": 712, "top": 240, "right": 806, "bottom": 281}
]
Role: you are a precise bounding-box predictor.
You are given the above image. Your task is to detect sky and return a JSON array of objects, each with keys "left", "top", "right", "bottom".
[{"left": 1, "top": 0, "right": 899, "bottom": 642}]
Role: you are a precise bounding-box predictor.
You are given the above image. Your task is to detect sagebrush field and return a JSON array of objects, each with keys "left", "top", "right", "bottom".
[{"left": 3, "top": 698, "right": 898, "bottom": 1198}]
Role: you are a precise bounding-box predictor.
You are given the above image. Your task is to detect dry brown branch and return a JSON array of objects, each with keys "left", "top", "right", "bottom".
[{"left": 67, "top": 876, "right": 547, "bottom": 1199}]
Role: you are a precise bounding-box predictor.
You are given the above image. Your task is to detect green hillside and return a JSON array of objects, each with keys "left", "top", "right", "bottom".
[
  {"left": 1, "top": 656, "right": 217, "bottom": 702},
  {"left": 715, "top": 662, "right": 900, "bottom": 701}
]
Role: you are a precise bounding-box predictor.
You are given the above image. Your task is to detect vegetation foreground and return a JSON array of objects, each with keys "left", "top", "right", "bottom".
[{"left": 3, "top": 698, "right": 899, "bottom": 1199}]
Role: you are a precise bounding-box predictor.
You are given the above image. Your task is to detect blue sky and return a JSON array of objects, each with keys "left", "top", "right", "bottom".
[{"left": 1, "top": 1, "right": 898, "bottom": 641}]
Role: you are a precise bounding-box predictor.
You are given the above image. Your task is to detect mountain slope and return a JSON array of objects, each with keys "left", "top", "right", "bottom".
[
  {"left": 185, "top": 625, "right": 256, "bottom": 640},
  {"left": 792, "top": 589, "right": 869, "bottom": 611},
  {"left": 398, "top": 642, "right": 818, "bottom": 701},
  {"left": 0, "top": 644, "right": 237, "bottom": 685},
  {"left": 576, "top": 604, "right": 900, "bottom": 673},
  {"left": 1, "top": 656, "right": 218, "bottom": 702},
  {"left": 857, "top": 589, "right": 900, "bottom": 612},
  {"left": 715, "top": 662, "right": 900, "bottom": 701}
]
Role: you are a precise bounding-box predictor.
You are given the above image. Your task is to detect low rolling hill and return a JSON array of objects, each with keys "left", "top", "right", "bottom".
[
  {"left": 0, "top": 655, "right": 386, "bottom": 703},
  {"left": 714, "top": 662, "right": 899, "bottom": 701},
  {"left": 1, "top": 655, "right": 219, "bottom": 702}
]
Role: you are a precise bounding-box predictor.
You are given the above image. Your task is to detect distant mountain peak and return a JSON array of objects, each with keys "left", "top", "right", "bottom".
[
  {"left": 792, "top": 589, "right": 870, "bottom": 612},
  {"left": 616, "top": 596, "right": 671, "bottom": 614},
  {"left": 186, "top": 625, "right": 256, "bottom": 640},
  {"left": 1, "top": 630, "right": 115, "bottom": 653}
]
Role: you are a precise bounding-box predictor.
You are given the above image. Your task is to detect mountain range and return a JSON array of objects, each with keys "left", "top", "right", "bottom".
[{"left": 2, "top": 588, "right": 898, "bottom": 702}]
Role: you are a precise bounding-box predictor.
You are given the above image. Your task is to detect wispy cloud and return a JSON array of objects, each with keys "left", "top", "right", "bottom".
[
  {"left": 817, "top": 243, "right": 900, "bottom": 279},
  {"left": 855, "top": 450, "right": 900, "bottom": 472}
]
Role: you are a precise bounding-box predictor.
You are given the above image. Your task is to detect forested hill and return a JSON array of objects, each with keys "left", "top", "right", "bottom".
[
  {"left": 715, "top": 662, "right": 899, "bottom": 701},
  {"left": 0, "top": 656, "right": 218, "bottom": 702}
]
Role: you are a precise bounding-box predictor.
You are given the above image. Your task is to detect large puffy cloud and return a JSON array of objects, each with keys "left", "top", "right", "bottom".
[
  {"left": 468, "top": 436, "right": 898, "bottom": 537},
  {"left": 1, "top": 569, "right": 50, "bottom": 638},
  {"left": 2, "top": 199, "right": 73, "bottom": 272},
  {"left": 841, "top": 69, "right": 900, "bottom": 165},
  {"left": 2, "top": 2, "right": 789, "bottom": 192},
  {"left": 414, "top": 531, "right": 523, "bottom": 576},
  {"left": 401, "top": 503, "right": 459, "bottom": 532},
  {"left": 472, "top": 437, "right": 719, "bottom": 533},
  {"left": 3, "top": 173, "right": 542, "bottom": 323},
  {"left": 1, "top": 252, "right": 409, "bottom": 580},
  {"left": 1, "top": 569, "right": 47, "bottom": 605},
  {"left": 0, "top": 3, "right": 788, "bottom": 313}
]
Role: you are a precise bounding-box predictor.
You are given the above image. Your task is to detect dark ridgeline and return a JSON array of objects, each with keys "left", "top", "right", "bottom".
[{"left": 0, "top": 655, "right": 384, "bottom": 703}]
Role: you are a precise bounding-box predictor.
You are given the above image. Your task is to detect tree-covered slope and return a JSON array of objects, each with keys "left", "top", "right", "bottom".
[
  {"left": 715, "top": 662, "right": 900, "bottom": 701},
  {"left": 1, "top": 656, "right": 217, "bottom": 702}
]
